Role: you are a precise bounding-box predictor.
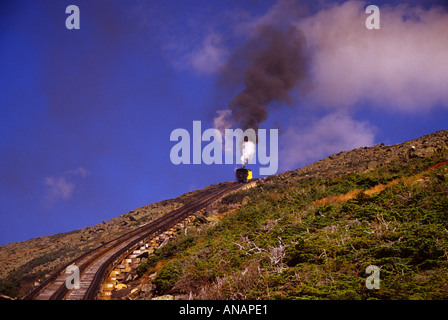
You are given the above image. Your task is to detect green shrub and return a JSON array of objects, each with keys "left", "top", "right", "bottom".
[{"left": 153, "top": 260, "right": 183, "bottom": 294}]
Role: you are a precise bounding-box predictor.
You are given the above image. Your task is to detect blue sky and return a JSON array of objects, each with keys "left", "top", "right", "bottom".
[{"left": 1, "top": 0, "right": 448, "bottom": 245}]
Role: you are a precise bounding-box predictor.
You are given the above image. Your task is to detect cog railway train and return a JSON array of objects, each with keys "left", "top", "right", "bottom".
[
  {"left": 235, "top": 167, "right": 252, "bottom": 183},
  {"left": 236, "top": 135, "right": 253, "bottom": 183}
]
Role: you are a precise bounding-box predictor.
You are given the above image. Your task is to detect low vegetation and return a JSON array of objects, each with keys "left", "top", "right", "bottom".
[{"left": 137, "top": 153, "right": 448, "bottom": 299}]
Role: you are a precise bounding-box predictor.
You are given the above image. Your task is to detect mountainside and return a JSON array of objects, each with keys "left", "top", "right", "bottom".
[
  {"left": 1, "top": 128, "right": 447, "bottom": 299},
  {"left": 0, "top": 183, "right": 230, "bottom": 298}
]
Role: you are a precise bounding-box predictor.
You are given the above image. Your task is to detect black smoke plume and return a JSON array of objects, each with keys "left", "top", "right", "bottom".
[{"left": 224, "top": 25, "right": 308, "bottom": 131}]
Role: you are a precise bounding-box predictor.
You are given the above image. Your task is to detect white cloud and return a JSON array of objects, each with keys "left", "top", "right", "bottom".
[
  {"left": 239, "top": 0, "right": 448, "bottom": 111},
  {"left": 295, "top": 0, "right": 448, "bottom": 111},
  {"left": 43, "top": 167, "right": 88, "bottom": 208},
  {"left": 189, "top": 32, "right": 229, "bottom": 75},
  {"left": 280, "top": 113, "right": 376, "bottom": 171},
  {"left": 68, "top": 167, "right": 88, "bottom": 178},
  {"left": 44, "top": 176, "right": 75, "bottom": 201}
]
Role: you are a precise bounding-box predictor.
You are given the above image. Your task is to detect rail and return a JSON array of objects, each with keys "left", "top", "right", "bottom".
[{"left": 22, "top": 181, "right": 252, "bottom": 300}]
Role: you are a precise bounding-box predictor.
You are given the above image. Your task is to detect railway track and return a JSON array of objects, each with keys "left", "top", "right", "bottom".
[{"left": 22, "top": 181, "right": 251, "bottom": 300}]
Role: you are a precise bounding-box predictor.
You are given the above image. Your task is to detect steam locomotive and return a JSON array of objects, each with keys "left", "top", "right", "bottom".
[
  {"left": 235, "top": 166, "right": 252, "bottom": 183},
  {"left": 236, "top": 136, "right": 253, "bottom": 183}
]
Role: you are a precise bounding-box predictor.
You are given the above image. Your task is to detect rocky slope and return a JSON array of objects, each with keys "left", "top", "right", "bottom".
[
  {"left": 0, "top": 182, "right": 230, "bottom": 298},
  {"left": 278, "top": 128, "right": 448, "bottom": 182}
]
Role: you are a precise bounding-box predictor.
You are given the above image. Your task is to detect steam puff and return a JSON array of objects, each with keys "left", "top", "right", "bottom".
[{"left": 241, "top": 140, "right": 256, "bottom": 165}]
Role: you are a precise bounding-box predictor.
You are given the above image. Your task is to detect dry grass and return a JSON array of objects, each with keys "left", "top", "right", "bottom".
[
  {"left": 314, "top": 189, "right": 362, "bottom": 206},
  {"left": 313, "top": 174, "right": 427, "bottom": 207}
]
